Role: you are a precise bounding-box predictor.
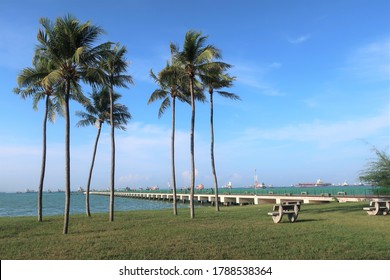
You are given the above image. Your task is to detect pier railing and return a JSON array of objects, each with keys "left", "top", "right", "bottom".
[
  {"left": 89, "top": 186, "right": 390, "bottom": 206},
  {"left": 110, "top": 186, "right": 389, "bottom": 198}
]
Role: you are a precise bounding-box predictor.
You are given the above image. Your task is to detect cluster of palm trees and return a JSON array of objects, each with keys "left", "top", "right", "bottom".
[
  {"left": 149, "top": 31, "right": 239, "bottom": 217},
  {"left": 14, "top": 15, "right": 132, "bottom": 234},
  {"left": 14, "top": 14, "right": 240, "bottom": 233}
]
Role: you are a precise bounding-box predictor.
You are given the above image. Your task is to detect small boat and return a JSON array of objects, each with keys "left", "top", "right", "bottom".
[
  {"left": 223, "top": 181, "right": 233, "bottom": 189},
  {"left": 25, "top": 189, "right": 37, "bottom": 193},
  {"left": 253, "top": 169, "right": 266, "bottom": 188}
]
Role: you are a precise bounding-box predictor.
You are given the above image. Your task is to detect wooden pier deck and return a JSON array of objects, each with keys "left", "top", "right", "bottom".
[{"left": 88, "top": 191, "right": 369, "bottom": 205}]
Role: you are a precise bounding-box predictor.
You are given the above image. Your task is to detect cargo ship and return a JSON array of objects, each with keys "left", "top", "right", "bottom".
[{"left": 297, "top": 179, "right": 332, "bottom": 187}]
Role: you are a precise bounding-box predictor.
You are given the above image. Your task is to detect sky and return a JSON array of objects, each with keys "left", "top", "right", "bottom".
[{"left": 0, "top": 0, "right": 389, "bottom": 192}]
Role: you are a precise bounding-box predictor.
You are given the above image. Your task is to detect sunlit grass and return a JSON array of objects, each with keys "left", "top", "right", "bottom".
[{"left": 0, "top": 202, "right": 389, "bottom": 259}]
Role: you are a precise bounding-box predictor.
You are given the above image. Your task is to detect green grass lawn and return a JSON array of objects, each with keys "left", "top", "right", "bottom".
[{"left": 0, "top": 202, "right": 389, "bottom": 260}]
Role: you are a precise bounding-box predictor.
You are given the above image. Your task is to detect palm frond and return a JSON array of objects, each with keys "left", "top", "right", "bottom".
[
  {"left": 216, "top": 91, "right": 241, "bottom": 100},
  {"left": 75, "top": 111, "right": 96, "bottom": 127},
  {"left": 158, "top": 97, "right": 171, "bottom": 118},
  {"left": 75, "top": 86, "right": 131, "bottom": 129},
  {"left": 148, "top": 89, "right": 169, "bottom": 105}
]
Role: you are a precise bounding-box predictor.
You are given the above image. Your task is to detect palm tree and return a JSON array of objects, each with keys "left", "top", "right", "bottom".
[
  {"left": 201, "top": 66, "right": 239, "bottom": 211},
  {"left": 14, "top": 58, "right": 62, "bottom": 222},
  {"left": 98, "top": 44, "right": 133, "bottom": 222},
  {"left": 171, "top": 30, "right": 222, "bottom": 218},
  {"left": 76, "top": 87, "right": 131, "bottom": 217},
  {"left": 35, "top": 14, "right": 109, "bottom": 234},
  {"left": 148, "top": 61, "right": 189, "bottom": 216}
]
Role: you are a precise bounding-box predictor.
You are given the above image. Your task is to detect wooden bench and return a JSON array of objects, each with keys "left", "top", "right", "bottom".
[
  {"left": 267, "top": 201, "right": 301, "bottom": 223},
  {"left": 363, "top": 200, "right": 390, "bottom": 216}
]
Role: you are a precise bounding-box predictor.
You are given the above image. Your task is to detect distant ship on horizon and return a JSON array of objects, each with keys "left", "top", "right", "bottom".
[{"left": 296, "top": 179, "right": 332, "bottom": 187}]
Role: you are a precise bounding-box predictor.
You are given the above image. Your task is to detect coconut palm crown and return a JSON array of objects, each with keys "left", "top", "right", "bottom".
[{"left": 76, "top": 88, "right": 131, "bottom": 130}]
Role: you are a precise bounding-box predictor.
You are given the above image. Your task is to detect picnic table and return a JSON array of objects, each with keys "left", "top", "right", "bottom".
[
  {"left": 267, "top": 201, "right": 301, "bottom": 223},
  {"left": 363, "top": 199, "right": 390, "bottom": 216}
]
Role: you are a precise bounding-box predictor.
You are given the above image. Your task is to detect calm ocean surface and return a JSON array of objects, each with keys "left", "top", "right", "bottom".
[{"left": 0, "top": 192, "right": 187, "bottom": 217}]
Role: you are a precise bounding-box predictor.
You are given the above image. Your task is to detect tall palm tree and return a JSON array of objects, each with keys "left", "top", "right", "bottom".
[
  {"left": 201, "top": 67, "right": 239, "bottom": 211},
  {"left": 148, "top": 61, "right": 189, "bottom": 216},
  {"left": 35, "top": 14, "right": 109, "bottom": 234},
  {"left": 14, "top": 58, "right": 62, "bottom": 222},
  {"left": 76, "top": 87, "right": 131, "bottom": 217},
  {"left": 171, "top": 30, "right": 222, "bottom": 219},
  {"left": 98, "top": 44, "right": 133, "bottom": 222}
]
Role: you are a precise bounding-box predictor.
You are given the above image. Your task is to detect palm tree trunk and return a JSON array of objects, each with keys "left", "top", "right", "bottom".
[
  {"left": 171, "top": 97, "right": 177, "bottom": 216},
  {"left": 109, "top": 85, "right": 115, "bottom": 222},
  {"left": 210, "top": 92, "right": 219, "bottom": 211},
  {"left": 38, "top": 96, "right": 49, "bottom": 222},
  {"left": 86, "top": 121, "right": 102, "bottom": 217},
  {"left": 63, "top": 81, "right": 71, "bottom": 234},
  {"left": 189, "top": 77, "right": 195, "bottom": 219}
]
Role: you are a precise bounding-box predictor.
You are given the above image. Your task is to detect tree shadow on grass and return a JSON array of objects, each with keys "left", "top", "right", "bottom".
[
  {"left": 295, "top": 218, "right": 324, "bottom": 223},
  {"left": 302, "top": 203, "right": 365, "bottom": 214}
]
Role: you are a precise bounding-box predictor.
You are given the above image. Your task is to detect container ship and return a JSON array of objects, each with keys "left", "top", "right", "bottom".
[{"left": 297, "top": 179, "right": 332, "bottom": 187}]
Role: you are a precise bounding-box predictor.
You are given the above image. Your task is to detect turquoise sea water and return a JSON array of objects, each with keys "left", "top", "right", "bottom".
[{"left": 0, "top": 192, "right": 186, "bottom": 217}]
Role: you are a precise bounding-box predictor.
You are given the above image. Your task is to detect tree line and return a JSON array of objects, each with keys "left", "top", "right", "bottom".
[{"left": 14, "top": 14, "right": 240, "bottom": 234}]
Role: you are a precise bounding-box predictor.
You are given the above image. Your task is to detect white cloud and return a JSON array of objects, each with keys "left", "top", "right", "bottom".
[
  {"left": 109, "top": 122, "right": 194, "bottom": 186},
  {"left": 241, "top": 109, "right": 389, "bottom": 147},
  {"left": 232, "top": 61, "right": 284, "bottom": 96},
  {"left": 269, "top": 62, "right": 282, "bottom": 69},
  {"left": 344, "top": 38, "right": 390, "bottom": 82},
  {"left": 118, "top": 173, "right": 151, "bottom": 184},
  {"left": 288, "top": 34, "right": 311, "bottom": 44},
  {"left": 0, "top": 145, "right": 40, "bottom": 156},
  {"left": 181, "top": 168, "right": 199, "bottom": 183}
]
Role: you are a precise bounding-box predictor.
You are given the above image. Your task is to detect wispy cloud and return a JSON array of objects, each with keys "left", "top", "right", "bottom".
[
  {"left": 288, "top": 34, "right": 311, "bottom": 44},
  {"left": 344, "top": 38, "right": 390, "bottom": 82},
  {"left": 118, "top": 173, "right": 151, "bottom": 184},
  {"left": 181, "top": 169, "right": 199, "bottom": 184},
  {"left": 232, "top": 61, "right": 284, "bottom": 96},
  {"left": 241, "top": 109, "right": 389, "bottom": 147},
  {"left": 111, "top": 122, "right": 193, "bottom": 186},
  {"left": 0, "top": 145, "right": 40, "bottom": 156}
]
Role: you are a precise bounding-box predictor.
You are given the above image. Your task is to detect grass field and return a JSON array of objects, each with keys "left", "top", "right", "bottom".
[{"left": 0, "top": 202, "right": 389, "bottom": 260}]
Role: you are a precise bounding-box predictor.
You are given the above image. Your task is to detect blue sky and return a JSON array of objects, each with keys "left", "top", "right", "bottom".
[{"left": 0, "top": 0, "right": 389, "bottom": 192}]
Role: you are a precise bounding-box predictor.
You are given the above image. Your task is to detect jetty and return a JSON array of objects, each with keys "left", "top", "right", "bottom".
[{"left": 88, "top": 191, "right": 370, "bottom": 205}]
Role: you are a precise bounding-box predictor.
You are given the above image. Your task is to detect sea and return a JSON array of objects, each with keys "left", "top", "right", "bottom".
[
  {"left": 0, "top": 192, "right": 187, "bottom": 217},
  {"left": 0, "top": 185, "right": 385, "bottom": 217}
]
